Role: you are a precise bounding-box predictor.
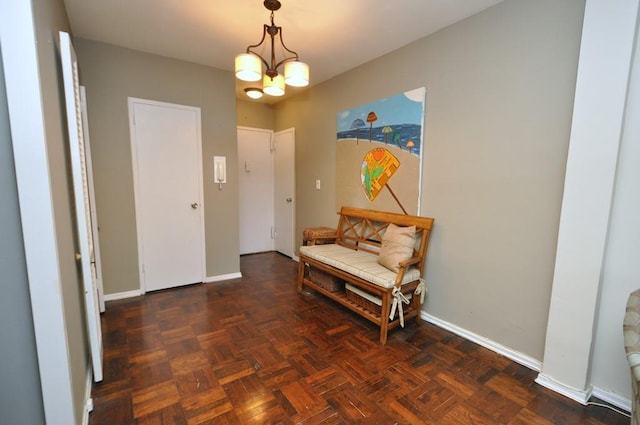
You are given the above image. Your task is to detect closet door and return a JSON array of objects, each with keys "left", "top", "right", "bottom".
[
  {"left": 274, "top": 128, "right": 295, "bottom": 258},
  {"left": 60, "top": 31, "right": 103, "bottom": 382},
  {"left": 237, "top": 127, "right": 274, "bottom": 254},
  {"left": 129, "top": 98, "right": 205, "bottom": 292}
]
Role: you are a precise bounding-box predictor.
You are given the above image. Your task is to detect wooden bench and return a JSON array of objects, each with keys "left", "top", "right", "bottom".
[{"left": 297, "top": 206, "right": 435, "bottom": 344}]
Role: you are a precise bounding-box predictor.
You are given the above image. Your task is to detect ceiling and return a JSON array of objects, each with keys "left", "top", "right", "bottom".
[{"left": 63, "top": 0, "right": 504, "bottom": 103}]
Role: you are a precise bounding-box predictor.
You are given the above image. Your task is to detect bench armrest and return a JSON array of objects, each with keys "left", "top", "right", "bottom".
[
  {"left": 393, "top": 256, "right": 423, "bottom": 287},
  {"left": 399, "top": 256, "right": 422, "bottom": 268}
]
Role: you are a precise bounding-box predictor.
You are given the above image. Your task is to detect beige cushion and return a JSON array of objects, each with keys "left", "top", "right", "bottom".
[
  {"left": 299, "top": 244, "right": 421, "bottom": 288},
  {"left": 377, "top": 224, "right": 416, "bottom": 272}
]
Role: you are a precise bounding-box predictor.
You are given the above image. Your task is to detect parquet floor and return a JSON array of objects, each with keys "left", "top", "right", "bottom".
[{"left": 90, "top": 252, "right": 629, "bottom": 424}]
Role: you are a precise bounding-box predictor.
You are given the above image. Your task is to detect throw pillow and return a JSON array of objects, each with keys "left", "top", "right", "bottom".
[{"left": 378, "top": 223, "right": 416, "bottom": 272}]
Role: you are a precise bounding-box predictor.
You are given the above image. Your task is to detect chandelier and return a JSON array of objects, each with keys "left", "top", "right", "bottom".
[{"left": 235, "top": 0, "right": 309, "bottom": 99}]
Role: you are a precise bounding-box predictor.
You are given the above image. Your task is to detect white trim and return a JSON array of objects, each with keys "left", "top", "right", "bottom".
[
  {"left": 1, "top": 2, "right": 76, "bottom": 423},
  {"left": 274, "top": 128, "right": 296, "bottom": 258},
  {"left": 103, "top": 274, "right": 246, "bottom": 298},
  {"left": 591, "top": 386, "right": 632, "bottom": 413},
  {"left": 535, "top": 373, "right": 592, "bottom": 405},
  {"left": 103, "top": 289, "right": 143, "bottom": 302},
  {"left": 420, "top": 312, "right": 611, "bottom": 407},
  {"left": 421, "top": 312, "right": 542, "bottom": 371},
  {"left": 204, "top": 272, "right": 242, "bottom": 283},
  {"left": 237, "top": 125, "right": 274, "bottom": 132}
]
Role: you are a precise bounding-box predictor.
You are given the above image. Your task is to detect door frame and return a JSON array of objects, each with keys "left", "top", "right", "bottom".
[
  {"left": 1, "top": 6, "right": 77, "bottom": 423},
  {"left": 128, "top": 97, "right": 206, "bottom": 294},
  {"left": 274, "top": 127, "right": 296, "bottom": 258}
]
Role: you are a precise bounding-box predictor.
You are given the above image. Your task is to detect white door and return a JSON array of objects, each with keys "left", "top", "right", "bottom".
[
  {"left": 59, "top": 31, "right": 103, "bottom": 382},
  {"left": 274, "top": 128, "right": 295, "bottom": 258},
  {"left": 238, "top": 127, "right": 274, "bottom": 254},
  {"left": 129, "top": 98, "right": 205, "bottom": 292}
]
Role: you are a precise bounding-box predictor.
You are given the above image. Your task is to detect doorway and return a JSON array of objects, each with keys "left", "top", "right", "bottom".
[
  {"left": 237, "top": 126, "right": 295, "bottom": 258},
  {"left": 274, "top": 128, "right": 295, "bottom": 258},
  {"left": 129, "top": 98, "right": 206, "bottom": 292},
  {"left": 238, "top": 127, "right": 274, "bottom": 254}
]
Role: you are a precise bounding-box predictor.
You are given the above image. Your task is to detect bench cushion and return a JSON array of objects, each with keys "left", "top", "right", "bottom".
[{"left": 299, "top": 243, "right": 421, "bottom": 289}]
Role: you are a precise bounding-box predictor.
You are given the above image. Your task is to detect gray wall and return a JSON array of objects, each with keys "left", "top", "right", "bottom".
[
  {"left": 274, "top": 0, "right": 584, "bottom": 359},
  {"left": 237, "top": 99, "right": 275, "bottom": 129},
  {"left": 0, "top": 44, "right": 47, "bottom": 425},
  {"left": 74, "top": 39, "right": 239, "bottom": 295}
]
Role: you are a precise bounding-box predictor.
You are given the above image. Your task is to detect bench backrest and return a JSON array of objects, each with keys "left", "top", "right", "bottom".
[{"left": 335, "top": 206, "right": 435, "bottom": 274}]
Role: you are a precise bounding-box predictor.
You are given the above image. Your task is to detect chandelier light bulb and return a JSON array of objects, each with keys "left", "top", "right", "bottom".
[
  {"left": 263, "top": 74, "right": 285, "bottom": 96},
  {"left": 244, "top": 88, "right": 263, "bottom": 99},
  {"left": 284, "top": 61, "right": 309, "bottom": 87},
  {"left": 234, "top": 0, "right": 309, "bottom": 95},
  {"left": 235, "top": 53, "right": 262, "bottom": 82}
]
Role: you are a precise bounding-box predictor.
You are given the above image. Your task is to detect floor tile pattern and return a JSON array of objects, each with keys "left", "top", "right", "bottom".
[{"left": 89, "top": 252, "right": 629, "bottom": 424}]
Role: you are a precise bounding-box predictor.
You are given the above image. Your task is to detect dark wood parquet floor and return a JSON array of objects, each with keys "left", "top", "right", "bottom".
[{"left": 89, "top": 252, "right": 629, "bottom": 424}]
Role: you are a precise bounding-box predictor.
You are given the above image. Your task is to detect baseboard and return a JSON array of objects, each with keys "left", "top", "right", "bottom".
[
  {"left": 421, "top": 311, "right": 634, "bottom": 412},
  {"left": 204, "top": 272, "right": 242, "bottom": 283},
  {"left": 591, "top": 386, "right": 631, "bottom": 413},
  {"left": 82, "top": 366, "right": 93, "bottom": 425},
  {"left": 104, "top": 274, "right": 244, "bottom": 300},
  {"left": 535, "top": 373, "right": 592, "bottom": 405},
  {"left": 103, "top": 289, "right": 142, "bottom": 301},
  {"left": 421, "top": 312, "right": 543, "bottom": 371}
]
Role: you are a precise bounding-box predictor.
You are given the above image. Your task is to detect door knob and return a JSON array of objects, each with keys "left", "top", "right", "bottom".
[
  {"left": 286, "top": 198, "right": 292, "bottom": 203},
  {"left": 191, "top": 202, "right": 199, "bottom": 209}
]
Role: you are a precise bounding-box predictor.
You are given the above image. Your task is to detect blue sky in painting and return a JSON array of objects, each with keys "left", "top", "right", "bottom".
[{"left": 336, "top": 88, "right": 425, "bottom": 133}]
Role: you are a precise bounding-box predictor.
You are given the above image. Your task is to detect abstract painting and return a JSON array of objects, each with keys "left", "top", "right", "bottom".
[{"left": 336, "top": 88, "right": 426, "bottom": 215}]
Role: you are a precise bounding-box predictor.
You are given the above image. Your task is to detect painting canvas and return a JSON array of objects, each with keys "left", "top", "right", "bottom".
[{"left": 336, "top": 88, "right": 426, "bottom": 215}]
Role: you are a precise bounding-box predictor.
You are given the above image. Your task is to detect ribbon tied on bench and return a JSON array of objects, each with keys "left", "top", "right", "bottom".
[{"left": 389, "top": 279, "right": 427, "bottom": 328}]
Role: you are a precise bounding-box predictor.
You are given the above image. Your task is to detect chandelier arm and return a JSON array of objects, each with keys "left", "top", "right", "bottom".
[
  {"left": 272, "top": 28, "right": 300, "bottom": 71},
  {"left": 245, "top": 24, "right": 272, "bottom": 70},
  {"left": 236, "top": 0, "right": 307, "bottom": 91}
]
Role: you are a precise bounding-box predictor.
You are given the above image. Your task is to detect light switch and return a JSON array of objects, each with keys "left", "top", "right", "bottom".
[{"left": 315, "top": 179, "right": 321, "bottom": 190}]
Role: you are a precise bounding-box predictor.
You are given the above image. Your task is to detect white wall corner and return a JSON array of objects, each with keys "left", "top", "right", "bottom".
[
  {"left": 1, "top": 1, "right": 76, "bottom": 423},
  {"left": 539, "top": 0, "right": 640, "bottom": 399}
]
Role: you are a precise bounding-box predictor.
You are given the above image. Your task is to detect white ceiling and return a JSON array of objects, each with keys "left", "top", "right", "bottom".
[{"left": 63, "top": 0, "right": 504, "bottom": 102}]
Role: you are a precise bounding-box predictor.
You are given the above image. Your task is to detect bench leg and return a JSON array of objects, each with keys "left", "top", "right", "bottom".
[
  {"left": 297, "top": 257, "right": 306, "bottom": 293},
  {"left": 414, "top": 290, "right": 422, "bottom": 325},
  {"left": 380, "top": 293, "right": 390, "bottom": 345}
]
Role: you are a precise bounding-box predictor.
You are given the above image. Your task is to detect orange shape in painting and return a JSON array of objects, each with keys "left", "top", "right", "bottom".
[{"left": 361, "top": 148, "right": 400, "bottom": 201}]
